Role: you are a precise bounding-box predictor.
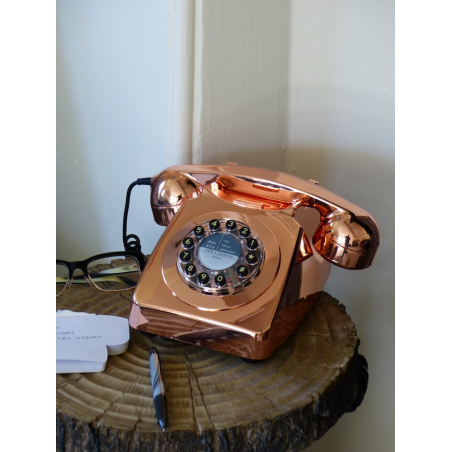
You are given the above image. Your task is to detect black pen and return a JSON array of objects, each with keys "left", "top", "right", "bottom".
[{"left": 149, "top": 347, "right": 168, "bottom": 431}]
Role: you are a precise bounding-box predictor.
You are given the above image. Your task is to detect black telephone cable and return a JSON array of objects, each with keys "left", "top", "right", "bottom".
[{"left": 122, "top": 177, "right": 153, "bottom": 252}]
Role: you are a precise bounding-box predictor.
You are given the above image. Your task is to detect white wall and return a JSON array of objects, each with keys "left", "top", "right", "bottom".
[
  {"left": 57, "top": 1, "right": 394, "bottom": 450},
  {"left": 57, "top": 0, "right": 175, "bottom": 259}
]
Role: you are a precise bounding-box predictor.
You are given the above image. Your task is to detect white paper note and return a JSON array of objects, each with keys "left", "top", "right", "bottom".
[{"left": 56, "top": 313, "right": 130, "bottom": 374}]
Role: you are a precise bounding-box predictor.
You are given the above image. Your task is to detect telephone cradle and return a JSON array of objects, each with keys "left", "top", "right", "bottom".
[{"left": 129, "top": 164, "right": 379, "bottom": 360}]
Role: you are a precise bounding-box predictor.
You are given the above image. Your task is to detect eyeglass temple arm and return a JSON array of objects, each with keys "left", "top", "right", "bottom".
[{"left": 56, "top": 265, "right": 140, "bottom": 285}]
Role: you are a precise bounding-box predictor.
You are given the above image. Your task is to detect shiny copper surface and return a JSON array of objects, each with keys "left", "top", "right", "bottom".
[
  {"left": 161, "top": 212, "right": 281, "bottom": 312},
  {"left": 130, "top": 293, "right": 318, "bottom": 360},
  {"left": 134, "top": 187, "right": 301, "bottom": 337},
  {"left": 151, "top": 164, "right": 379, "bottom": 269},
  {"left": 130, "top": 164, "right": 379, "bottom": 359},
  {"left": 151, "top": 171, "right": 203, "bottom": 225},
  {"left": 298, "top": 231, "right": 313, "bottom": 262}
]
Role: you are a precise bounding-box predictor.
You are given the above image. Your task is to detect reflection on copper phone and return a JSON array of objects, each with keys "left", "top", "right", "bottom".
[{"left": 129, "top": 164, "right": 379, "bottom": 360}]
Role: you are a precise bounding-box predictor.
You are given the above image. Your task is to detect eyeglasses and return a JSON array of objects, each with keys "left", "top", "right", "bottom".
[{"left": 56, "top": 251, "right": 147, "bottom": 297}]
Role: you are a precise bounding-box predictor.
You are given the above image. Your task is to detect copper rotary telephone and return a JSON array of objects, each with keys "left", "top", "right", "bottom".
[{"left": 129, "top": 164, "right": 379, "bottom": 360}]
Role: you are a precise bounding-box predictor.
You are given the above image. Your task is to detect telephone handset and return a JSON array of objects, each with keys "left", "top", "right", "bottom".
[{"left": 129, "top": 164, "right": 379, "bottom": 360}]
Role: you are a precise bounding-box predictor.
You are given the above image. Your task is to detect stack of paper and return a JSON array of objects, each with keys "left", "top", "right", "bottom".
[{"left": 56, "top": 312, "right": 130, "bottom": 373}]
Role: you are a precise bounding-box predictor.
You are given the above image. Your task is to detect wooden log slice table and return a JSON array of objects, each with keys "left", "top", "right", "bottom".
[{"left": 56, "top": 288, "right": 364, "bottom": 452}]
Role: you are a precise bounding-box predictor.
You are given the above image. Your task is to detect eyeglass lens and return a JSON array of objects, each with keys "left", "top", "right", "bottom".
[{"left": 87, "top": 256, "right": 142, "bottom": 291}]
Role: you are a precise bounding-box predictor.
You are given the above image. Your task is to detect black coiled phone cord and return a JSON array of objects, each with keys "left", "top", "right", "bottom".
[{"left": 122, "top": 177, "right": 153, "bottom": 252}]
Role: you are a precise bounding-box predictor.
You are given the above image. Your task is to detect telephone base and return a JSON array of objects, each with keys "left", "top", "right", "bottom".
[{"left": 129, "top": 292, "right": 320, "bottom": 360}]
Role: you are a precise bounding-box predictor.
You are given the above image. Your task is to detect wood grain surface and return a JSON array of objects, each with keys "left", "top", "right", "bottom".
[{"left": 56, "top": 287, "right": 361, "bottom": 452}]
